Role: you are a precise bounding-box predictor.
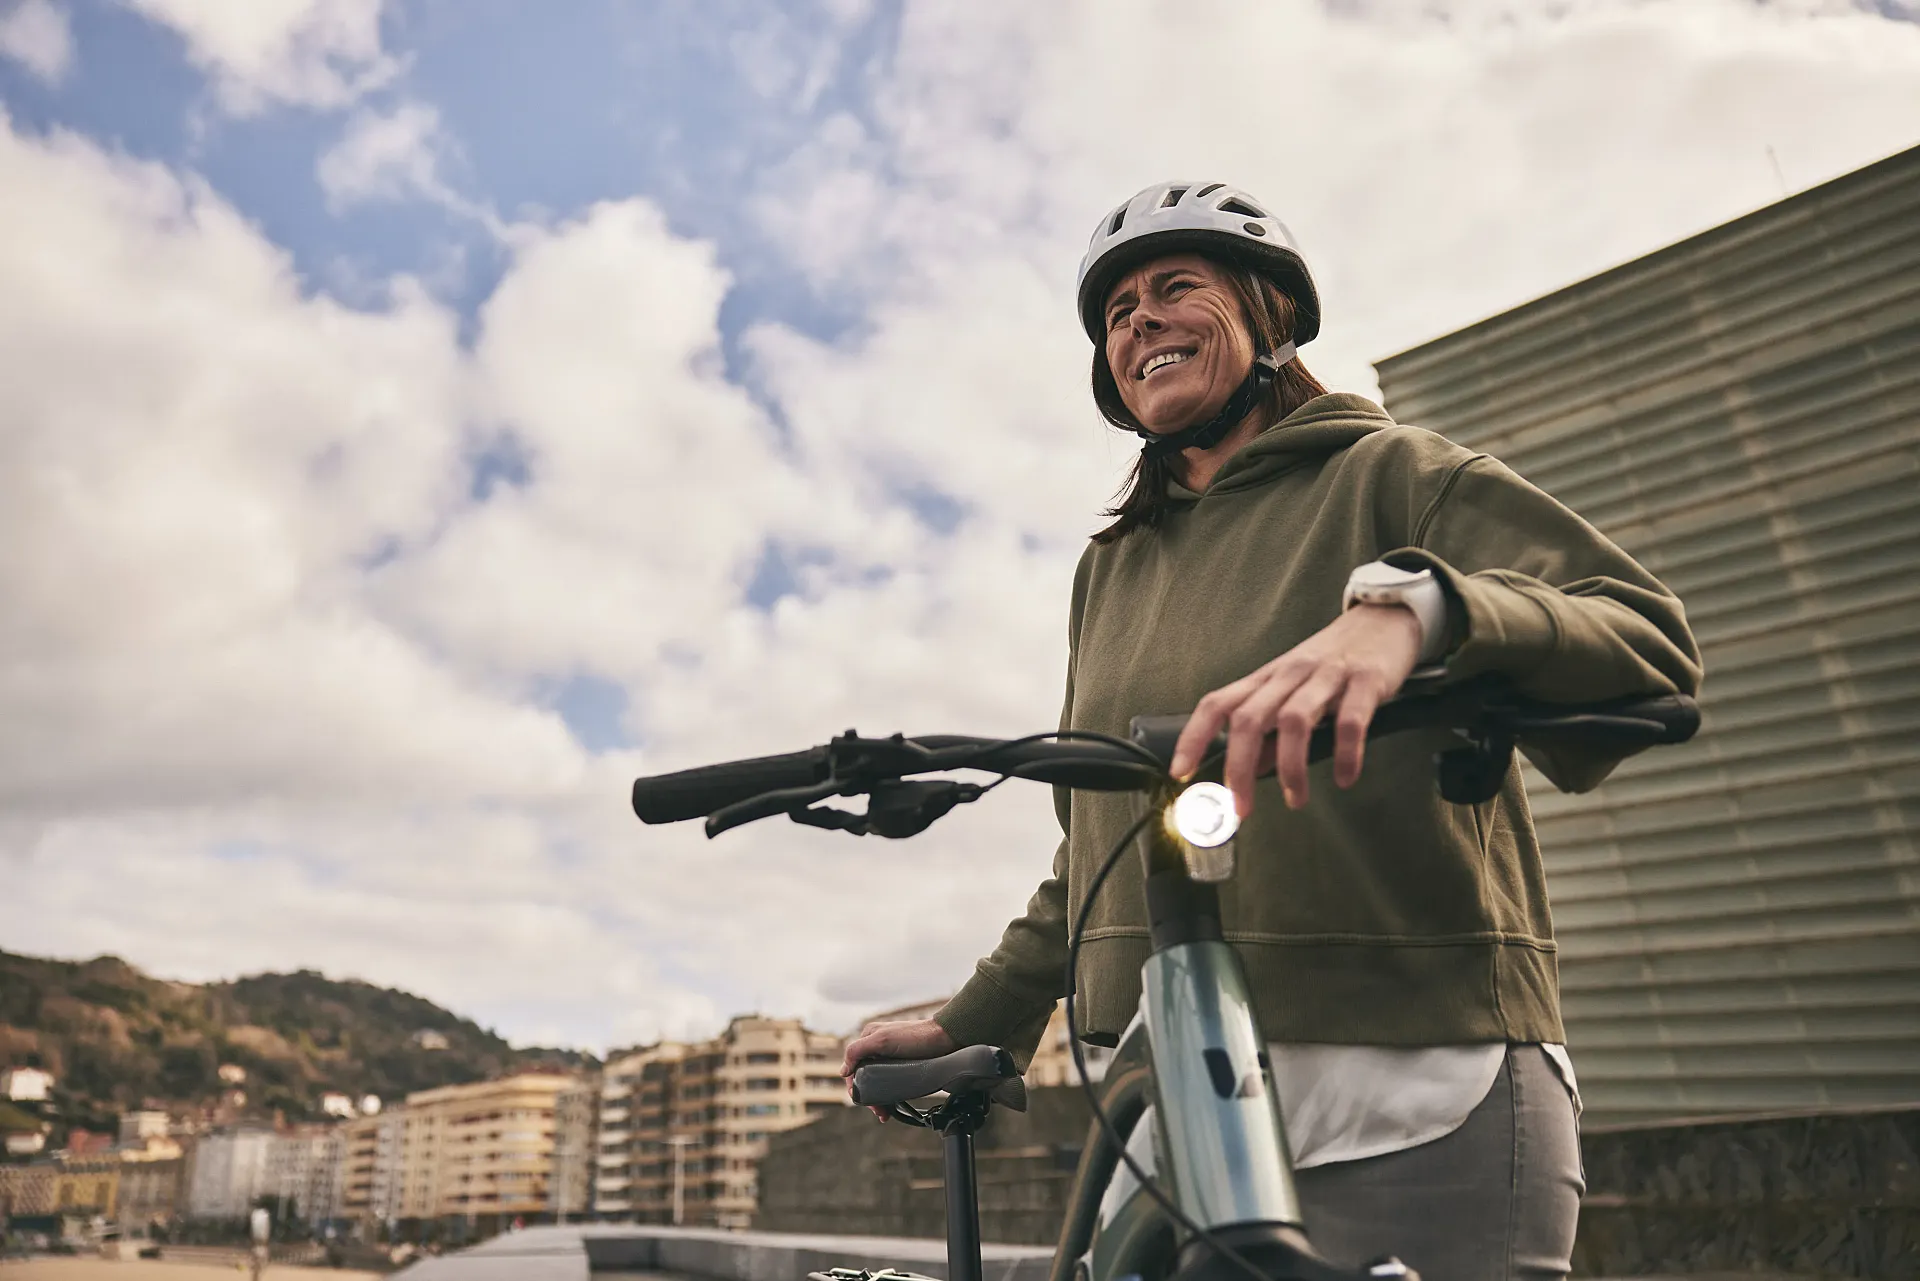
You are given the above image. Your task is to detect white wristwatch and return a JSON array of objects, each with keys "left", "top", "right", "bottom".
[{"left": 1342, "top": 561, "right": 1449, "bottom": 663}]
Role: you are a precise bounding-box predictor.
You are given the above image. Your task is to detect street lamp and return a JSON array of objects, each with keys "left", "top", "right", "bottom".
[{"left": 666, "top": 1136, "right": 696, "bottom": 1227}]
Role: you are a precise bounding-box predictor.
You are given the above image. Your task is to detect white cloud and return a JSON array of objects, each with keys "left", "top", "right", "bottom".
[
  {"left": 0, "top": 0, "right": 72, "bottom": 82},
  {"left": 732, "top": 0, "right": 1920, "bottom": 1007},
  {"left": 6, "top": 1, "right": 1920, "bottom": 1050},
  {"left": 122, "top": 0, "right": 396, "bottom": 113},
  {"left": 316, "top": 101, "right": 444, "bottom": 207},
  {"left": 314, "top": 99, "right": 505, "bottom": 237},
  {"left": 0, "top": 100, "right": 1056, "bottom": 1049}
]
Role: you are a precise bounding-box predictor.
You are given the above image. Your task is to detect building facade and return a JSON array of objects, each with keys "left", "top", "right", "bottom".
[
  {"left": 550, "top": 1077, "right": 597, "bottom": 1222},
  {"left": 592, "top": 1016, "right": 847, "bottom": 1228},
  {"left": 115, "top": 1156, "right": 185, "bottom": 1235},
  {"left": 396, "top": 1072, "right": 574, "bottom": 1229},
  {"left": 339, "top": 1109, "right": 404, "bottom": 1232},
  {"left": 0, "top": 1067, "right": 53, "bottom": 1103},
  {"left": 265, "top": 1125, "right": 347, "bottom": 1226},
  {"left": 592, "top": 1042, "right": 684, "bottom": 1220},
  {"left": 184, "top": 1128, "right": 275, "bottom": 1220},
  {"left": 0, "top": 1161, "right": 56, "bottom": 1219},
  {"left": 50, "top": 1156, "right": 119, "bottom": 1222},
  {"left": 117, "top": 1112, "right": 170, "bottom": 1146},
  {"left": 1374, "top": 142, "right": 1920, "bottom": 1124}
]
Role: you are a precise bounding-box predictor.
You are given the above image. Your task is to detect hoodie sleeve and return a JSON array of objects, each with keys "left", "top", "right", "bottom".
[
  {"left": 932, "top": 715, "right": 1074, "bottom": 1068},
  {"left": 933, "top": 554, "right": 1096, "bottom": 1065},
  {"left": 932, "top": 828, "right": 1070, "bottom": 1067},
  {"left": 1383, "top": 452, "right": 1703, "bottom": 793}
]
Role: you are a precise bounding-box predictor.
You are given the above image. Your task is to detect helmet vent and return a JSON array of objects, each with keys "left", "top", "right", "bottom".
[
  {"left": 1107, "top": 206, "right": 1128, "bottom": 236},
  {"left": 1160, "top": 186, "right": 1189, "bottom": 208},
  {"left": 1194, "top": 183, "right": 1224, "bottom": 198},
  {"left": 1218, "top": 197, "right": 1267, "bottom": 218}
]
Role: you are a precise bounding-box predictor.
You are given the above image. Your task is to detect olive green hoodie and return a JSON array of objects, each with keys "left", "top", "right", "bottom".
[{"left": 935, "top": 393, "right": 1702, "bottom": 1062}]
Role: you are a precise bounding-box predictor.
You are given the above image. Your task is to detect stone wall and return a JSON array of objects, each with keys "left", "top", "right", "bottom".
[
  {"left": 1572, "top": 1106, "right": 1919, "bottom": 1279},
  {"left": 755, "top": 1089, "right": 1920, "bottom": 1278},
  {"left": 754, "top": 1088, "right": 1091, "bottom": 1247}
]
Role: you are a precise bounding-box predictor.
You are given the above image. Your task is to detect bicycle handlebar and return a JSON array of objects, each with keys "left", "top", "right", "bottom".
[
  {"left": 1126, "top": 685, "right": 1700, "bottom": 767},
  {"left": 629, "top": 746, "right": 830, "bottom": 825},
  {"left": 630, "top": 677, "right": 1700, "bottom": 836}
]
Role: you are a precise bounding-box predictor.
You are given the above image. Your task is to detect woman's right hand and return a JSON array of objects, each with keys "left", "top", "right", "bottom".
[{"left": 840, "top": 1018, "right": 957, "bottom": 1120}]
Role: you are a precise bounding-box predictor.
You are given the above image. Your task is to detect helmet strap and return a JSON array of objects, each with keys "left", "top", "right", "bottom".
[{"left": 1136, "top": 342, "right": 1295, "bottom": 463}]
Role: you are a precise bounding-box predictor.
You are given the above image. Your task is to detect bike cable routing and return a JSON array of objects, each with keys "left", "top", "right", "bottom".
[{"left": 631, "top": 676, "right": 1700, "bottom": 1281}]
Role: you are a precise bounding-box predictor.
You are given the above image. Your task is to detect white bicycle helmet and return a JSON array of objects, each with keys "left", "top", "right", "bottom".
[{"left": 1075, "top": 181, "right": 1320, "bottom": 346}]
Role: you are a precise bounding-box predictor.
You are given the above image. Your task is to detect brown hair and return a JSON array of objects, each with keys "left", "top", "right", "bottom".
[{"left": 1089, "top": 257, "right": 1328, "bottom": 544}]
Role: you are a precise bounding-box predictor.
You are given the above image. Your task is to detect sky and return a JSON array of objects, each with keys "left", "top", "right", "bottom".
[{"left": 4, "top": 0, "right": 1919, "bottom": 1054}]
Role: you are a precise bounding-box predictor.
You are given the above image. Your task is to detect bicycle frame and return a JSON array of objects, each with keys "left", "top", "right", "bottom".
[{"left": 1050, "top": 790, "right": 1329, "bottom": 1281}]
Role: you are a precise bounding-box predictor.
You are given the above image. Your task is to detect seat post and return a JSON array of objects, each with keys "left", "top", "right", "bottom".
[
  {"left": 935, "top": 1090, "right": 993, "bottom": 1281},
  {"left": 941, "top": 1124, "right": 983, "bottom": 1281}
]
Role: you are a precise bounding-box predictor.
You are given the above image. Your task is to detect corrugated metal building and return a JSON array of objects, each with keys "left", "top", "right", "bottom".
[{"left": 1375, "top": 144, "right": 1920, "bottom": 1126}]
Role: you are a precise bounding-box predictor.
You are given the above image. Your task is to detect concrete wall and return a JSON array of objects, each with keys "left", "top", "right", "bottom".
[
  {"left": 1574, "top": 1105, "right": 1919, "bottom": 1279},
  {"left": 754, "top": 1086, "right": 1091, "bottom": 1247},
  {"left": 757, "top": 1087, "right": 1920, "bottom": 1277}
]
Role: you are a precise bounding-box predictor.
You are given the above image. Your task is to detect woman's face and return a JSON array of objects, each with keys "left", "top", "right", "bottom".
[{"left": 1103, "top": 253, "right": 1255, "bottom": 435}]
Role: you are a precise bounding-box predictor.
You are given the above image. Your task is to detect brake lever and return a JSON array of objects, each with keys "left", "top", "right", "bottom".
[{"left": 707, "top": 779, "right": 846, "bottom": 837}]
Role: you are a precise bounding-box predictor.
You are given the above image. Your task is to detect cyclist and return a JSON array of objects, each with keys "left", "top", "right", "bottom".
[{"left": 841, "top": 182, "right": 1702, "bottom": 1281}]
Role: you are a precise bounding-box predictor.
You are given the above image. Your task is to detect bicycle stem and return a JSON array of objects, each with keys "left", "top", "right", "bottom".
[{"left": 1134, "top": 790, "right": 1309, "bottom": 1235}]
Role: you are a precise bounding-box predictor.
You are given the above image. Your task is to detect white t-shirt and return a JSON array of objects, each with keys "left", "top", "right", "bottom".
[{"left": 1268, "top": 1043, "right": 1581, "bottom": 1168}]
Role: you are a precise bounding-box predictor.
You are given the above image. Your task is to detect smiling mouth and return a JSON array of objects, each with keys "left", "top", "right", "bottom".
[{"left": 1138, "top": 348, "right": 1195, "bottom": 381}]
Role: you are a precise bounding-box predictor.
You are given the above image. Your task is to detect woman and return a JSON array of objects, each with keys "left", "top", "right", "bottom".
[{"left": 841, "top": 182, "right": 1702, "bottom": 1280}]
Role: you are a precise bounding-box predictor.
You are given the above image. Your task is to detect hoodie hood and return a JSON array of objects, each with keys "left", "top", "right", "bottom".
[{"left": 1165, "top": 392, "right": 1397, "bottom": 500}]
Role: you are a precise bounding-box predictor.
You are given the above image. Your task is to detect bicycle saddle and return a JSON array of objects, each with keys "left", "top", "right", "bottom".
[{"left": 850, "top": 1044, "right": 1029, "bottom": 1111}]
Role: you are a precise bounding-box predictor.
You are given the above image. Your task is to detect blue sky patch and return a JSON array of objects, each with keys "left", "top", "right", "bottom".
[{"left": 543, "top": 672, "right": 634, "bottom": 752}]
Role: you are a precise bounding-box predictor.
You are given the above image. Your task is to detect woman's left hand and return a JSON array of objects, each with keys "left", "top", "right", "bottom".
[{"left": 1169, "top": 604, "right": 1425, "bottom": 817}]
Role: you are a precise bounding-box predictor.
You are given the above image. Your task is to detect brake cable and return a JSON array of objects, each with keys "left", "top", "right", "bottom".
[
  {"left": 1063, "top": 774, "right": 1282, "bottom": 1281},
  {"left": 749, "top": 729, "right": 1165, "bottom": 838}
]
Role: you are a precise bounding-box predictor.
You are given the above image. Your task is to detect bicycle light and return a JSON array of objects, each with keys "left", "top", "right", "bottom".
[{"left": 1168, "top": 782, "right": 1238, "bottom": 881}]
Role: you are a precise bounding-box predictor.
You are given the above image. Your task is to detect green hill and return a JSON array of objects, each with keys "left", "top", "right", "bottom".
[{"left": 0, "top": 948, "right": 597, "bottom": 1133}]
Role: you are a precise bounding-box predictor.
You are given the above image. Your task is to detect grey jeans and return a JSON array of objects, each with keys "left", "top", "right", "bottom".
[{"left": 1294, "top": 1045, "right": 1585, "bottom": 1281}]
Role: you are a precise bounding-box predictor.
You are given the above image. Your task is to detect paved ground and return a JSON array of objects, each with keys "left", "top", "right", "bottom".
[{"left": 0, "top": 1257, "right": 382, "bottom": 1279}]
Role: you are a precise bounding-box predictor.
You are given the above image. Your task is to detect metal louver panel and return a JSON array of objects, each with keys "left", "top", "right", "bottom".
[{"left": 1374, "top": 144, "right": 1920, "bottom": 1126}]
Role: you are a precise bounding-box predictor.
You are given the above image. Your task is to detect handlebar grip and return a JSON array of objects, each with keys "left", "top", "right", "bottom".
[
  {"left": 631, "top": 747, "right": 829, "bottom": 825},
  {"left": 850, "top": 1045, "right": 1028, "bottom": 1111},
  {"left": 1127, "top": 688, "right": 1702, "bottom": 770},
  {"left": 1520, "top": 692, "right": 1700, "bottom": 744}
]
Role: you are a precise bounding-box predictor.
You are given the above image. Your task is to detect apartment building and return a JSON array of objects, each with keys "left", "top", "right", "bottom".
[
  {"left": 339, "top": 1110, "right": 404, "bottom": 1229},
  {"left": 551, "top": 1077, "right": 597, "bottom": 1221},
  {"left": 593, "top": 1042, "right": 686, "bottom": 1219},
  {"left": 396, "top": 1072, "right": 575, "bottom": 1230},
  {"left": 266, "top": 1125, "right": 347, "bottom": 1225},
  {"left": 116, "top": 1155, "right": 185, "bottom": 1234},
  {"left": 337, "top": 1113, "right": 405, "bottom": 1229},
  {"left": 184, "top": 1127, "right": 275, "bottom": 1220},
  {"left": 593, "top": 1016, "right": 846, "bottom": 1228}
]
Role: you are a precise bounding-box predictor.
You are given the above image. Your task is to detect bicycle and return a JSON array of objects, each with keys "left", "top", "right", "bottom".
[{"left": 630, "top": 671, "right": 1700, "bottom": 1281}]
